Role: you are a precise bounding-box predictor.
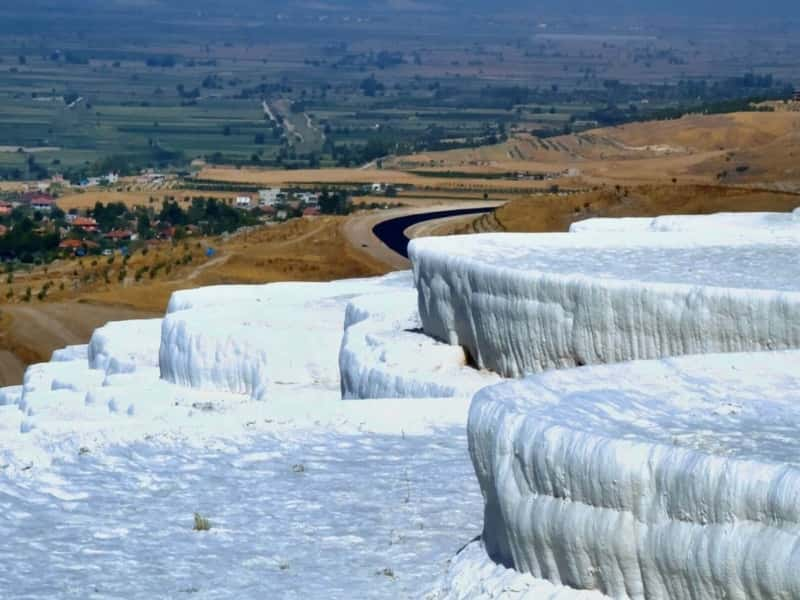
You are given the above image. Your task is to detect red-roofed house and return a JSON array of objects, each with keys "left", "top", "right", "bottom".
[
  {"left": 59, "top": 239, "right": 84, "bottom": 250},
  {"left": 72, "top": 217, "right": 98, "bottom": 232},
  {"left": 302, "top": 207, "right": 321, "bottom": 217},
  {"left": 0, "top": 201, "right": 11, "bottom": 216},
  {"left": 59, "top": 239, "right": 99, "bottom": 254},
  {"left": 31, "top": 197, "right": 55, "bottom": 212},
  {"left": 23, "top": 192, "right": 55, "bottom": 212},
  {"left": 104, "top": 229, "right": 133, "bottom": 242}
]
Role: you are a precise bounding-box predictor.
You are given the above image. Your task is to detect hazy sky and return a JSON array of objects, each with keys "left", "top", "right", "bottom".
[{"left": 13, "top": 0, "right": 800, "bottom": 19}]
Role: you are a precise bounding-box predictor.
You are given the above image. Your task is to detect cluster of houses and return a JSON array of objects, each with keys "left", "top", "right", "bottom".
[
  {"left": 0, "top": 190, "right": 169, "bottom": 256},
  {"left": 0, "top": 192, "right": 58, "bottom": 239},
  {"left": 0, "top": 191, "right": 57, "bottom": 215},
  {"left": 234, "top": 188, "right": 322, "bottom": 218},
  {"left": 78, "top": 173, "right": 119, "bottom": 189}
]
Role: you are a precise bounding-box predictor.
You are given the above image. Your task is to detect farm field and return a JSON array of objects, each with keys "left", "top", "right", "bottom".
[
  {"left": 195, "top": 109, "right": 800, "bottom": 193},
  {"left": 0, "top": 2, "right": 797, "bottom": 182}
]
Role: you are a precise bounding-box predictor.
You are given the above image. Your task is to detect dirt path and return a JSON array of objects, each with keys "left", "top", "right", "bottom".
[
  {"left": 262, "top": 100, "right": 276, "bottom": 123},
  {"left": 186, "top": 254, "right": 231, "bottom": 281}
]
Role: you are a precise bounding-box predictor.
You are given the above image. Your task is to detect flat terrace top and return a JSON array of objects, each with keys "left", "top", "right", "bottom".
[
  {"left": 480, "top": 350, "right": 800, "bottom": 464},
  {"left": 570, "top": 210, "right": 800, "bottom": 233},
  {"left": 411, "top": 232, "right": 800, "bottom": 292}
]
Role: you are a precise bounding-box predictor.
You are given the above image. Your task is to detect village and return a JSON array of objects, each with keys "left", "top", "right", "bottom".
[{"left": 0, "top": 175, "right": 361, "bottom": 263}]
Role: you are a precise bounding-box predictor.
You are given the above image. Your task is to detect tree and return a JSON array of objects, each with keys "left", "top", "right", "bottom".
[
  {"left": 319, "top": 191, "right": 350, "bottom": 215},
  {"left": 360, "top": 75, "right": 384, "bottom": 97}
]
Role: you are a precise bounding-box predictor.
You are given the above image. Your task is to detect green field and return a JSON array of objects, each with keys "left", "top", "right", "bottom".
[{"left": 0, "top": 2, "right": 795, "bottom": 180}]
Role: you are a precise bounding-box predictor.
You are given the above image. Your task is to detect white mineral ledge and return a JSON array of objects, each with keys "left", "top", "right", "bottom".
[
  {"left": 569, "top": 208, "right": 800, "bottom": 234},
  {"left": 469, "top": 350, "right": 800, "bottom": 599},
  {"left": 339, "top": 290, "right": 501, "bottom": 399},
  {"left": 410, "top": 231, "right": 800, "bottom": 377}
]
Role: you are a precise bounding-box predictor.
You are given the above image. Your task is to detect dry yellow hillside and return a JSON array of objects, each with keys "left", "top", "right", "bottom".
[
  {"left": 0, "top": 215, "right": 389, "bottom": 384},
  {"left": 448, "top": 185, "right": 800, "bottom": 235},
  {"left": 386, "top": 111, "right": 800, "bottom": 191}
]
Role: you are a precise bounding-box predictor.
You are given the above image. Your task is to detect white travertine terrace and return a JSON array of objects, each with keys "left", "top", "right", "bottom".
[
  {"left": 469, "top": 351, "right": 800, "bottom": 599},
  {"left": 410, "top": 231, "right": 800, "bottom": 377}
]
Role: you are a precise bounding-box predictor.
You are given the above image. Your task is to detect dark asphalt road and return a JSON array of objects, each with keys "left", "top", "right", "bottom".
[{"left": 372, "top": 207, "right": 494, "bottom": 258}]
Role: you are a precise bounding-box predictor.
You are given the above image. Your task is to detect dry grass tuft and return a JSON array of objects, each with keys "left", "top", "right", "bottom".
[{"left": 193, "top": 513, "right": 211, "bottom": 532}]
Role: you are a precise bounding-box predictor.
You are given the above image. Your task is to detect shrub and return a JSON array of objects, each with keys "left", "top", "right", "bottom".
[{"left": 193, "top": 513, "right": 211, "bottom": 531}]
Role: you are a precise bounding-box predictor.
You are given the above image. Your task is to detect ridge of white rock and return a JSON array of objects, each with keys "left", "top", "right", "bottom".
[
  {"left": 159, "top": 273, "right": 414, "bottom": 400},
  {"left": 22, "top": 360, "right": 89, "bottom": 396},
  {"left": 410, "top": 232, "right": 800, "bottom": 377},
  {"left": 0, "top": 385, "right": 22, "bottom": 406},
  {"left": 469, "top": 350, "right": 800, "bottom": 599},
  {"left": 165, "top": 272, "right": 413, "bottom": 313},
  {"left": 50, "top": 344, "right": 89, "bottom": 362},
  {"left": 570, "top": 208, "right": 800, "bottom": 234},
  {"left": 340, "top": 291, "right": 501, "bottom": 399},
  {"left": 428, "top": 540, "right": 610, "bottom": 600},
  {"left": 88, "top": 319, "right": 163, "bottom": 374}
]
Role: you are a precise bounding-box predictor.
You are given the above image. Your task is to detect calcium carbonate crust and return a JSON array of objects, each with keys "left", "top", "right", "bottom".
[
  {"left": 339, "top": 291, "right": 501, "bottom": 399},
  {"left": 88, "top": 319, "right": 163, "bottom": 374},
  {"left": 410, "top": 233, "right": 800, "bottom": 378},
  {"left": 428, "top": 540, "right": 609, "bottom": 600},
  {"left": 569, "top": 209, "right": 800, "bottom": 234},
  {"left": 50, "top": 344, "right": 89, "bottom": 362},
  {"left": 159, "top": 273, "right": 415, "bottom": 400},
  {"left": 469, "top": 351, "right": 800, "bottom": 599}
]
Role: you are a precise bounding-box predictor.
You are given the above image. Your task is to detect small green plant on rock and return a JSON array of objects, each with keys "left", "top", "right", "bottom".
[{"left": 193, "top": 513, "right": 211, "bottom": 532}]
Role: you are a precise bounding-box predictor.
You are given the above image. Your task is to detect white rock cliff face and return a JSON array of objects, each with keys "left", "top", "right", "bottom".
[
  {"left": 410, "top": 232, "right": 800, "bottom": 377},
  {"left": 159, "top": 273, "right": 414, "bottom": 400},
  {"left": 468, "top": 351, "right": 800, "bottom": 599},
  {"left": 339, "top": 291, "right": 501, "bottom": 399},
  {"left": 88, "top": 319, "right": 163, "bottom": 374}
]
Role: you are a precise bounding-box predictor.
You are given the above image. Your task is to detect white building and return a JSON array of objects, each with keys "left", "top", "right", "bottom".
[
  {"left": 235, "top": 196, "right": 253, "bottom": 209},
  {"left": 298, "top": 192, "right": 319, "bottom": 207},
  {"left": 258, "top": 188, "right": 282, "bottom": 206}
]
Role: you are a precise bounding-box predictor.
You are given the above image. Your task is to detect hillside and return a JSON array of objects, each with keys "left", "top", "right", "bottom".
[
  {"left": 387, "top": 110, "right": 800, "bottom": 190},
  {"left": 0, "top": 216, "right": 389, "bottom": 385},
  {"left": 441, "top": 185, "right": 800, "bottom": 236}
]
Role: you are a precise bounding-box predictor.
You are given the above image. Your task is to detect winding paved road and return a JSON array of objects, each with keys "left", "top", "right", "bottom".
[
  {"left": 343, "top": 201, "right": 502, "bottom": 269},
  {"left": 372, "top": 207, "right": 495, "bottom": 259}
]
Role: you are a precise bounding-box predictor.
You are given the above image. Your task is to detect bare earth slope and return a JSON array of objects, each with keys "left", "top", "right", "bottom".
[
  {"left": 0, "top": 216, "right": 390, "bottom": 385},
  {"left": 387, "top": 110, "right": 800, "bottom": 190},
  {"left": 0, "top": 303, "right": 158, "bottom": 386},
  {"left": 446, "top": 185, "right": 800, "bottom": 235}
]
